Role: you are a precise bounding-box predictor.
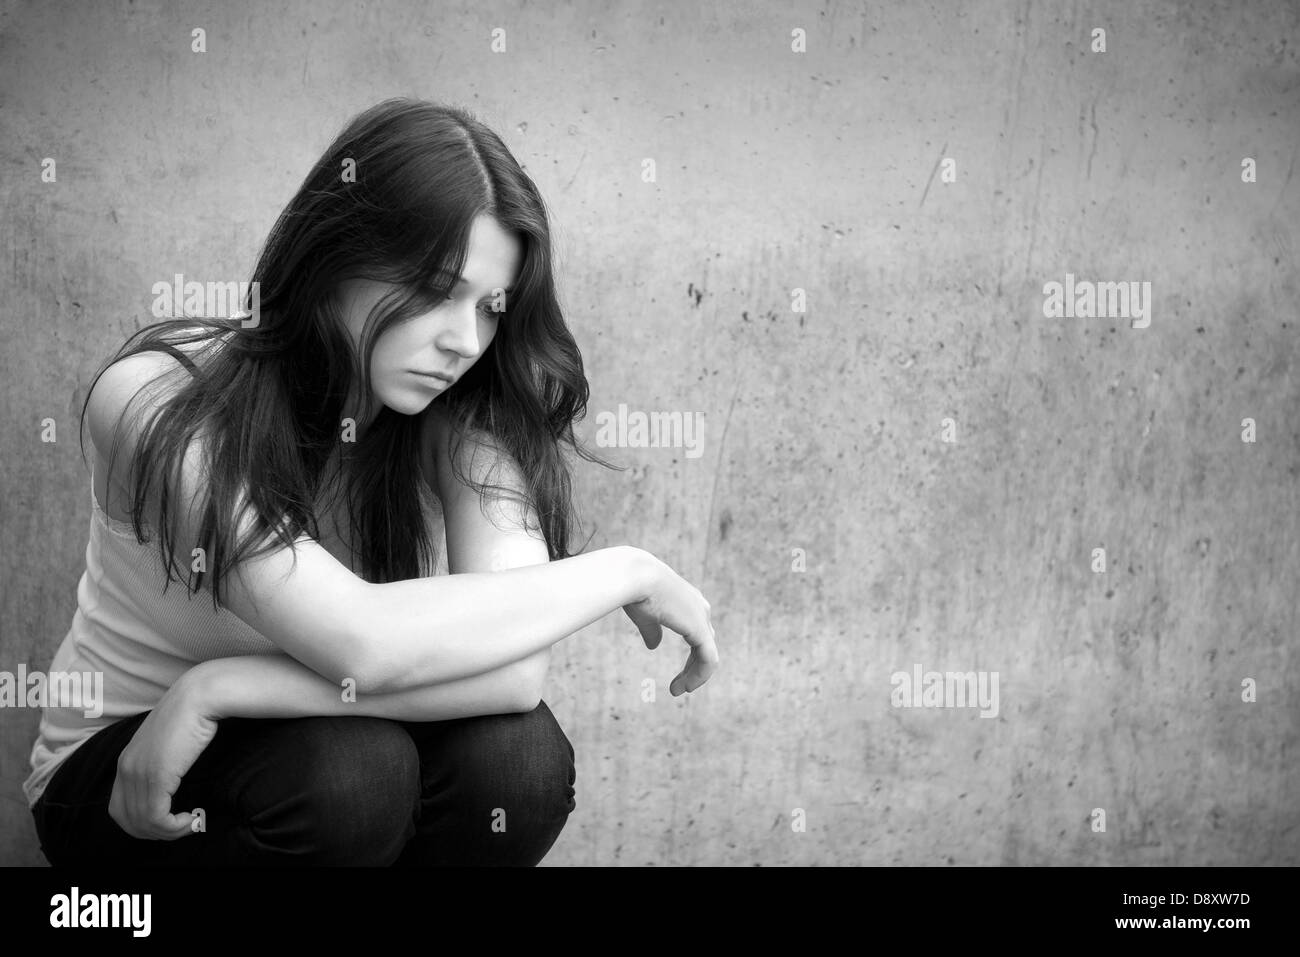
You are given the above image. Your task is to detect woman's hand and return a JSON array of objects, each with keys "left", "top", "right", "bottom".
[
  {"left": 108, "top": 668, "right": 219, "bottom": 840},
  {"left": 621, "top": 550, "right": 719, "bottom": 696}
]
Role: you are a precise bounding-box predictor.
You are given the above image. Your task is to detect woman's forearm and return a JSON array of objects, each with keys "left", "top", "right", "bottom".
[
  {"left": 352, "top": 544, "right": 652, "bottom": 694},
  {"left": 182, "top": 650, "right": 550, "bottom": 723}
]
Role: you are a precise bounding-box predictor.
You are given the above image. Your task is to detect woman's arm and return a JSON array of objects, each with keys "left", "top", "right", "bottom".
[
  {"left": 183, "top": 651, "right": 544, "bottom": 720},
  {"left": 354, "top": 549, "right": 651, "bottom": 693},
  {"left": 89, "top": 353, "right": 713, "bottom": 700},
  {"left": 182, "top": 412, "right": 596, "bottom": 720}
]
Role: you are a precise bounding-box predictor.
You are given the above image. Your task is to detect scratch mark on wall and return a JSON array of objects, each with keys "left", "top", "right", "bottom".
[
  {"left": 1087, "top": 99, "right": 1099, "bottom": 180},
  {"left": 918, "top": 140, "right": 948, "bottom": 209},
  {"left": 563, "top": 148, "right": 588, "bottom": 193},
  {"left": 701, "top": 370, "right": 743, "bottom": 580}
]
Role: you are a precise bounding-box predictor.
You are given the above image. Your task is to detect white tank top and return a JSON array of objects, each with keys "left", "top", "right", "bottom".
[{"left": 23, "top": 460, "right": 281, "bottom": 807}]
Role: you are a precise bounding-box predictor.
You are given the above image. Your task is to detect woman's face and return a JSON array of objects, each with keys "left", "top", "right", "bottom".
[{"left": 337, "top": 213, "right": 522, "bottom": 420}]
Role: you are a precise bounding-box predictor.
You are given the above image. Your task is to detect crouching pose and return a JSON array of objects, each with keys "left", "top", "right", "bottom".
[{"left": 25, "top": 99, "right": 718, "bottom": 866}]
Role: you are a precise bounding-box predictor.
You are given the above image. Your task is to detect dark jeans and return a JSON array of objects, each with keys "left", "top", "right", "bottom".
[{"left": 31, "top": 700, "right": 576, "bottom": 866}]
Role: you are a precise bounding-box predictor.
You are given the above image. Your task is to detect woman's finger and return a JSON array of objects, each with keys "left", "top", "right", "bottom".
[
  {"left": 684, "top": 638, "right": 719, "bottom": 692},
  {"left": 144, "top": 773, "right": 194, "bottom": 840}
]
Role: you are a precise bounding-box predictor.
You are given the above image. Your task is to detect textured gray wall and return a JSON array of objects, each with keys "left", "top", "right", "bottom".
[{"left": 1, "top": 0, "right": 1297, "bottom": 866}]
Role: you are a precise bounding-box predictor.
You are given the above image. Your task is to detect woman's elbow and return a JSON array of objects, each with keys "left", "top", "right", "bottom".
[
  {"left": 511, "top": 690, "right": 543, "bottom": 713},
  {"left": 509, "top": 649, "right": 551, "bottom": 713}
]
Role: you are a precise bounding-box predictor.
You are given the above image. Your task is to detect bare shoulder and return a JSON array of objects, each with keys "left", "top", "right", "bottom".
[
  {"left": 86, "top": 349, "right": 189, "bottom": 458},
  {"left": 86, "top": 326, "right": 229, "bottom": 453},
  {"left": 420, "top": 403, "right": 508, "bottom": 487},
  {"left": 421, "top": 403, "right": 540, "bottom": 542},
  {"left": 85, "top": 343, "right": 209, "bottom": 523}
]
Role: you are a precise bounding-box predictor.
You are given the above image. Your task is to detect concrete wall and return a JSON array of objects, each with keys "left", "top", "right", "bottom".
[{"left": 1, "top": 0, "right": 1296, "bottom": 866}]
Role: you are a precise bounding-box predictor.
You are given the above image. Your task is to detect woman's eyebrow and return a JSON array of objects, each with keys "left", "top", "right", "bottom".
[{"left": 432, "top": 271, "right": 514, "bottom": 294}]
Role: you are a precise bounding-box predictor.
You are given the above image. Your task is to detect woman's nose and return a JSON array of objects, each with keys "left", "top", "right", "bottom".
[{"left": 435, "top": 300, "right": 481, "bottom": 358}]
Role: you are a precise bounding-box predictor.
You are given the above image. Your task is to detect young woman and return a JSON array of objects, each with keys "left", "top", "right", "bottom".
[{"left": 24, "top": 98, "right": 718, "bottom": 867}]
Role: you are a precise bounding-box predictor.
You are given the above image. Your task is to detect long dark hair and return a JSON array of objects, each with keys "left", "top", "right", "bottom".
[{"left": 81, "top": 98, "right": 613, "bottom": 608}]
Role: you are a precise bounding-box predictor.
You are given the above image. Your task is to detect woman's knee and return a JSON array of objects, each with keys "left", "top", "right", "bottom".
[
  {"left": 238, "top": 716, "right": 420, "bottom": 865},
  {"left": 413, "top": 699, "right": 576, "bottom": 856},
  {"left": 451, "top": 700, "right": 574, "bottom": 818},
  {"left": 397, "top": 701, "right": 575, "bottom": 865}
]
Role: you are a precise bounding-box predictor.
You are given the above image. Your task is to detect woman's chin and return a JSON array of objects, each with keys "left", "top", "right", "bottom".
[{"left": 384, "top": 396, "right": 435, "bottom": 416}]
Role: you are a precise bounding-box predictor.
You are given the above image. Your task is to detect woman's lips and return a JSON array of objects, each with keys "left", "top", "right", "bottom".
[{"left": 411, "top": 370, "right": 453, "bottom": 385}]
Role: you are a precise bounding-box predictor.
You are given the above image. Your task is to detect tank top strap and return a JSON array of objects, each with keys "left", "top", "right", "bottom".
[{"left": 141, "top": 341, "right": 200, "bottom": 377}]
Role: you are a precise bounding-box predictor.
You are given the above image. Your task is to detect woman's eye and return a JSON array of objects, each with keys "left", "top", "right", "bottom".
[
  {"left": 421, "top": 284, "right": 503, "bottom": 318},
  {"left": 414, "top": 284, "right": 451, "bottom": 306}
]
